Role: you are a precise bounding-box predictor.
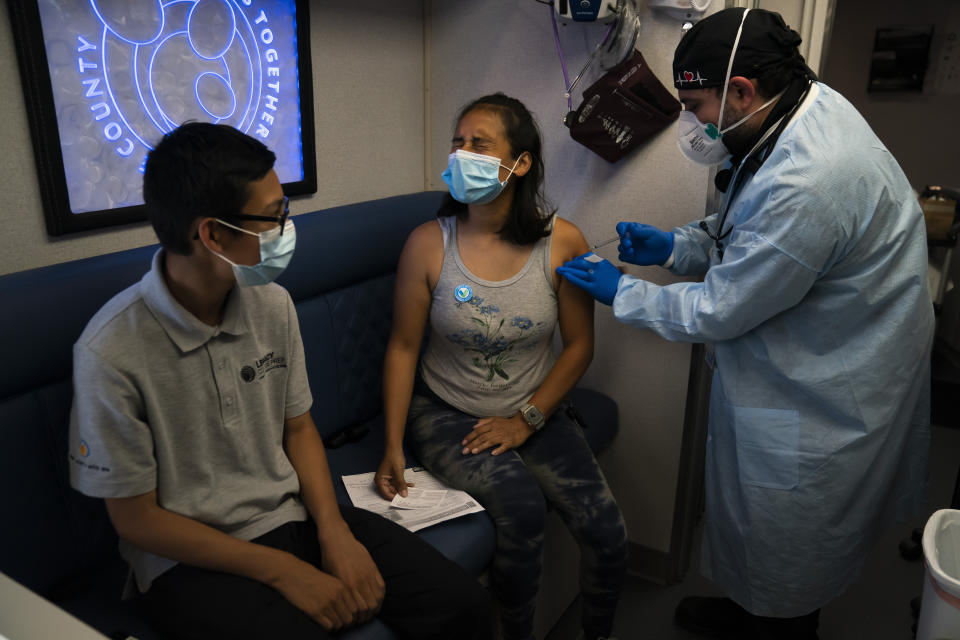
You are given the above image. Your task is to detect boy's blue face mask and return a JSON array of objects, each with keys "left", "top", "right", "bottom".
[
  {"left": 210, "top": 218, "right": 296, "bottom": 286},
  {"left": 441, "top": 149, "right": 521, "bottom": 205}
]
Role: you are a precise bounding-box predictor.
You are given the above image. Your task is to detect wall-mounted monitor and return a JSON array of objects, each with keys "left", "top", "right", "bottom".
[
  {"left": 9, "top": 0, "right": 316, "bottom": 236},
  {"left": 867, "top": 26, "right": 934, "bottom": 93}
]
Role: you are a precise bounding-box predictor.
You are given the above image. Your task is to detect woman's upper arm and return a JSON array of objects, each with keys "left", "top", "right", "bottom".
[
  {"left": 551, "top": 218, "right": 595, "bottom": 349},
  {"left": 390, "top": 221, "right": 442, "bottom": 350},
  {"left": 549, "top": 217, "right": 589, "bottom": 281}
]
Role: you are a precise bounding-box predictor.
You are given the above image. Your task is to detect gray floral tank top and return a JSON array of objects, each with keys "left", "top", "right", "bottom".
[{"left": 419, "top": 215, "right": 558, "bottom": 418}]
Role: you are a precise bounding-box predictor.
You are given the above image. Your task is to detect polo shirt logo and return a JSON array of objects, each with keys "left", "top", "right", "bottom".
[
  {"left": 70, "top": 440, "right": 110, "bottom": 474},
  {"left": 241, "top": 351, "right": 288, "bottom": 382}
]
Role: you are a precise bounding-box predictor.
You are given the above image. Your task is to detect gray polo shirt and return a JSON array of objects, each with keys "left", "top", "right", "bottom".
[{"left": 69, "top": 249, "right": 313, "bottom": 594}]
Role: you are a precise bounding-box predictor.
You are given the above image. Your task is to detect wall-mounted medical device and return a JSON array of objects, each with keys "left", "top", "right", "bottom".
[
  {"left": 647, "top": 0, "right": 711, "bottom": 22},
  {"left": 554, "top": 0, "right": 620, "bottom": 23},
  {"left": 550, "top": 0, "right": 642, "bottom": 111}
]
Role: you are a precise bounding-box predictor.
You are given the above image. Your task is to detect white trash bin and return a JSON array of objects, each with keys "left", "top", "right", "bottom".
[{"left": 917, "top": 509, "right": 960, "bottom": 640}]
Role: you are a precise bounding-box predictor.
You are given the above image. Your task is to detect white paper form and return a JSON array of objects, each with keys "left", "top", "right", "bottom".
[
  {"left": 391, "top": 488, "right": 447, "bottom": 510},
  {"left": 342, "top": 467, "right": 485, "bottom": 532}
]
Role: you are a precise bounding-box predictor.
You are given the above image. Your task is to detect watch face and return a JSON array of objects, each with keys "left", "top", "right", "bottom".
[{"left": 523, "top": 404, "right": 544, "bottom": 427}]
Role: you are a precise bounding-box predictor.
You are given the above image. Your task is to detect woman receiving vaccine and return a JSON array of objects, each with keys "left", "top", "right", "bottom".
[{"left": 375, "top": 93, "right": 627, "bottom": 640}]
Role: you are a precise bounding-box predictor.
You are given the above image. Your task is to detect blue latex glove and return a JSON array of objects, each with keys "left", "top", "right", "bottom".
[
  {"left": 556, "top": 253, "right": 622, "bottom": 306},
  {"left": 617, "top": 222, "right": 674, "bottom": 266}
]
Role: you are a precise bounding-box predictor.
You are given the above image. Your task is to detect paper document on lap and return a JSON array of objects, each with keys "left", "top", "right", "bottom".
[
  {"left": 391, "top": 488, "right": 448, "bottom": 509},
  {"left": 342, "top": 467, "right": 484, "bottom": 532}
]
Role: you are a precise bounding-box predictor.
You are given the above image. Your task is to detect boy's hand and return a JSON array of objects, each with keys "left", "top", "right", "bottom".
[
  {"left": 272, "top": 553, "right": 361, "bottom": 631},
  {"left": 319, "top": 525, "right": 385, "bottom": 624}
]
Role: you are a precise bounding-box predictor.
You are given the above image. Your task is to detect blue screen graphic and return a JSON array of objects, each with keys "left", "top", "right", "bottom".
[{"left": 37, "top": 0, "right": 305, "bottom": 214}]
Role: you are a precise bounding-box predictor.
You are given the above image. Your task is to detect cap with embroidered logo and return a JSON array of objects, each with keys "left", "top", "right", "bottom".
[{"left": 672, "top": 8, "right": 810, "bottom": 90}]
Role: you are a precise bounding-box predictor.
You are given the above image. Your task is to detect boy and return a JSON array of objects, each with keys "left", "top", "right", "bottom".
[{"left": 69, "top": 122, "right": 492, "bottom": 639}]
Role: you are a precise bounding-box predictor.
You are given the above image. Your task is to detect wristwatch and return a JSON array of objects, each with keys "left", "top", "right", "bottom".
[{"left": 520, "top": 403, "right": 545, "bottom": 431}]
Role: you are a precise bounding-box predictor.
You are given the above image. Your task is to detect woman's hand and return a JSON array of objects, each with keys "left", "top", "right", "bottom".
[
  {"left": 375, "top": 451, "right": 412, "bottom": 500},
  {"left": 461, "top": 415, "right": 534, "bottom": 456}
]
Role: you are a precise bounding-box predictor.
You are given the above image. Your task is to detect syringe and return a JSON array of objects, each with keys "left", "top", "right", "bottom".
[{"left": 591, "top": 235, "right": 620, "bottom": 251}]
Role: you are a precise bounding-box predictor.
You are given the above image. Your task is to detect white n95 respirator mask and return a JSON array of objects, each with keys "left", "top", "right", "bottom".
[
  {"left": 675, "top": 99, "right": 778, "bottom": 167},
  {"left": 676, "top": 111, "right": 732, "bottom": 166}
]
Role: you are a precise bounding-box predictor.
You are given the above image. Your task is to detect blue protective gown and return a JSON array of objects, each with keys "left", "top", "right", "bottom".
[{"left": 614, "top": 83, "right": 933, "bottom": 617}]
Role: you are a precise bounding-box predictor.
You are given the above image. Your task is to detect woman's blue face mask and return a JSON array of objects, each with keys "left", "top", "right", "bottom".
[{"left": 441, "top": 149, "right": 520, "bottom": 205}]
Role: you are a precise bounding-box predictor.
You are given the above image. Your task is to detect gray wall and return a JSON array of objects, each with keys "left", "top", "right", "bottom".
[
  {"left": 820, "top": 0, "right": 960, "bottom": 350},
  {"left": 0, "top": 0, "right": 426, "bottom": 275},
  {"left": 427, "top": 2, "right": 711, "bottom": 555},
  {"left": 820, "top": 0, "right": 960, "bottom": 190}
]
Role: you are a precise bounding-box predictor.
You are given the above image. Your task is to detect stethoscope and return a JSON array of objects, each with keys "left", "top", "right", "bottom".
[{"left": 699, "top": 80, "right": 814, "bottom": 261}]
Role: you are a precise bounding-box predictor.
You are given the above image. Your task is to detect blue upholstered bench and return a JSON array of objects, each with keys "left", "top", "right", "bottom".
[{"left": 0, "top": 191, "right": 618, "bottom": 639}]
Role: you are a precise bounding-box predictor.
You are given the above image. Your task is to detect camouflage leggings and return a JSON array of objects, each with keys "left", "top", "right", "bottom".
[{"left": 407, "top": 393, "right": 628, "bottom": 640}]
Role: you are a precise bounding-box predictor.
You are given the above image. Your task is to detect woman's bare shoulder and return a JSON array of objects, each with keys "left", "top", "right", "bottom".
[
  {"left": 398, "top": 218, "right": 446, "bottom": 289},
  {"left": 551, "top": 216, "right": 589, "bottom": 261},
  {"left": 403, "top": 219, "right": 444, "bottom": 254}
]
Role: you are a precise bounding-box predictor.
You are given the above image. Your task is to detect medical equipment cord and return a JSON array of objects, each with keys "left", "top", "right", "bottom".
[{"left": 549, "top": 6, "right": 615, "bottom": 112}]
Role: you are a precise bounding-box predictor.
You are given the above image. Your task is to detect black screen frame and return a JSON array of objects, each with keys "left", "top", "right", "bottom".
[{"left": 8, "top": 1, "right": 316, "bottom": 236}]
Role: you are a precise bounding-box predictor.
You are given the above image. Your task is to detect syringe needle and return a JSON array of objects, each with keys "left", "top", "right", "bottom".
[{"left": 591, "top": 235, "right": 620, "bottom": 251}]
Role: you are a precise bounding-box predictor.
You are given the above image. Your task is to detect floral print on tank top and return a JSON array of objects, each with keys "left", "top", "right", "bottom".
[{"left": 444, "top": 295, "right": 545, "bottom": 382}]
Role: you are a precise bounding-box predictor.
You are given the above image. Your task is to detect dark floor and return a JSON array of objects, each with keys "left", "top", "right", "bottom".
[{"left": 546, "top": 422, "right": 960, "bottom": 640}]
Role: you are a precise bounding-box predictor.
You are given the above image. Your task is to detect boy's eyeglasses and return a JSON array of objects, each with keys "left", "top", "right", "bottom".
[{"left": 218, "top": 195, "right": 290, "bottom": 235}]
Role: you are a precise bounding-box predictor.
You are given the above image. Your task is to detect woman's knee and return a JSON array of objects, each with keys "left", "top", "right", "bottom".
[
  {"left": 491, "top": 481, "right": 548, "bottom": 545},
  {"left": 574, "top": 504, "right": 628, "bottom": 563}
]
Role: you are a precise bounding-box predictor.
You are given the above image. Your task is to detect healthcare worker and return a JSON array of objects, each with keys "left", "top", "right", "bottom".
[{"left": 558, "top": 8, "right": 933, "bottom": 640}]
